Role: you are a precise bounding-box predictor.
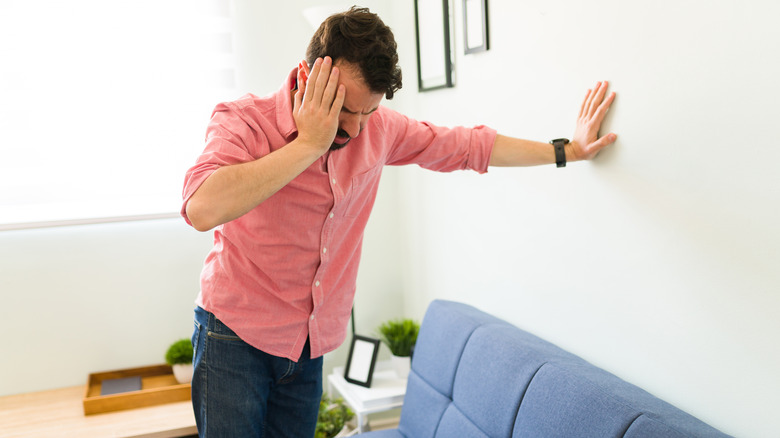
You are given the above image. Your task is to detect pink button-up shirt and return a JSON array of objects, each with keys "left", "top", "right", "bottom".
[{"left": 182, "top": 69, "right": 496, "bottom": 360}]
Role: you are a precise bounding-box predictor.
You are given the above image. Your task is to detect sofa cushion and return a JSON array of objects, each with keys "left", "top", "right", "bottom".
[
  {"left": 410, "top": 301, "right": 510, "bottom": 398},
  {"left": 450, "top": 325, "right": 549, "bottom": 437},
  {"left": 397, "top": 371, "right": 451, "bottom": 438},
  {"left": 513, "top": 363, "right": 641, "bottom": 437},
  {"left": 624, "top": 415, "right": 693, "bottom": 438},
  {"left": 434, "top": 403, "right": 490, "bottom": 437}
]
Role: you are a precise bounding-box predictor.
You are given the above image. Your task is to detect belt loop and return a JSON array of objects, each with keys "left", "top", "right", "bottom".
[{"left": 208, "top": 309, "right": 216, "bottom": 331}]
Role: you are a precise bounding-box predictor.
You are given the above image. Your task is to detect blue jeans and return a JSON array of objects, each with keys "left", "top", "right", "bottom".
[{"left": 191, "top": 307, "right": 323, "bottom": 437}]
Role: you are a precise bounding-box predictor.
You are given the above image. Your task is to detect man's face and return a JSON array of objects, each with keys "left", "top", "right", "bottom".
[{"left": 330, "top": 60, "right": 384, "bottom": 150}]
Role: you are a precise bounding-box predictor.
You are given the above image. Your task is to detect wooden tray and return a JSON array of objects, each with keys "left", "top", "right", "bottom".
[{"left": 83, "top": 364, "right": 191, "bottom": 415}]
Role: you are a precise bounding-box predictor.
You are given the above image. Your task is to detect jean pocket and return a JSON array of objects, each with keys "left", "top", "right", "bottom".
[
  {"left": 192, "top": 319, "right": 202, "bottom": 356},
  {"left": 207, "top": 315, "right": 243, "bottom": 342}
]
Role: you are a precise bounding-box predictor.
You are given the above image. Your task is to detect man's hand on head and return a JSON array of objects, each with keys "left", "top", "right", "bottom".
[{"left": 292, "top": 57, "right": 346, "bottom": 156}]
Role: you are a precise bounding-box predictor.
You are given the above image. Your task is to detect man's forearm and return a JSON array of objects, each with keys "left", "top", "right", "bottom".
[
  {"left": 186, "top": 57, "right": 348, "bottom": 232},
  {"left": 185, "top": 140, "right": 323, "bottom": 232},
  {"left": 489, "top": 134, "right": 558, "bottom": 167}
]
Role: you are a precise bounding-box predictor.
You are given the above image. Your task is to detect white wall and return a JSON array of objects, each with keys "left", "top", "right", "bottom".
[
  {"left": 389, "top": 1, "right": 780, "bottom": 438},
  {"left": 0, "top": 219, "right": 213, "bottom": 395}
]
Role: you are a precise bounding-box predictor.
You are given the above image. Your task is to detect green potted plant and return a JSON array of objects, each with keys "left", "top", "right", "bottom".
[
  {"left": 315, "top": 394, "right": 356, "bottom": 437},
  {"left": 165, "top": 338, "right": 194, "bottom": 384},
  {"left": 376, "top": 318, "right": 420, "bottom": 379}
]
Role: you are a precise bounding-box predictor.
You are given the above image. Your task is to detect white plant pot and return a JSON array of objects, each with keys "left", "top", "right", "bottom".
[
  {"left": 172, "top": 363, "right": 193, "bottom": 384},
  {"left": 391, "top": 354, "right": 411, "bottom": 379}
]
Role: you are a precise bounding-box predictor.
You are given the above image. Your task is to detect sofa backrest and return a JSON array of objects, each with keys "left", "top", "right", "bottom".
[{"left": 397, "top": 300, "right": 731, "bottom": 438}]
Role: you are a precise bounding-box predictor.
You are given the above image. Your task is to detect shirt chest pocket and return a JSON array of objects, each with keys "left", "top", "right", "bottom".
[{"left": 341, "top": 166, "right": 383, "bottom": 218}]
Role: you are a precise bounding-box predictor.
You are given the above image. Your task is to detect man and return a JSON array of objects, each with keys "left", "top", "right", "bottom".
[{"left": 182, "top": 6, "right": 616, "bottom": 438}]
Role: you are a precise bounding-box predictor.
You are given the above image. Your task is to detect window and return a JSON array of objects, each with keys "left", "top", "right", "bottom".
[{"left": 0, "top": 0, "right": 236, "bottom": 229}]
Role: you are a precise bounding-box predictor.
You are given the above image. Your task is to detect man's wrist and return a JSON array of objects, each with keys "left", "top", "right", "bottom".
[
  {"left": 550, "top": 138, "right": 569, "bottom": 168},
  {"left": 565, "top": 142, "right": 577, "bottom": 163},
  {"left": 291, "top": 136, "right": 331, "bottom": 159}
]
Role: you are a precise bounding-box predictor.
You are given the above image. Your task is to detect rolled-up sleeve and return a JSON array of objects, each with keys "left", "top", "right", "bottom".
[
  {"left": 181, "top": 101, "right": 270, "bottom": 226},
  {"left": 383, "top": 109, "right": 496, "bottom": 174}
]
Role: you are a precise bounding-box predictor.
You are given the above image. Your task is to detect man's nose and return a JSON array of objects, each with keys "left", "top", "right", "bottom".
[{"left": 341, "top": 114, "right": 362, "bottom": 139}]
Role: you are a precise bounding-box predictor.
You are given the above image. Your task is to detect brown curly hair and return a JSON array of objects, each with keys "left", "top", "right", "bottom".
[{"left": 306, "top": 7, "right": 403, "bottom": 99}]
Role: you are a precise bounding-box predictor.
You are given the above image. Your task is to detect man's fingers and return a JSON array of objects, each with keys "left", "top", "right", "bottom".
[
  {"left": 585, "top": 82, "right": 601, "bottom": 117},
  {"left": 330, "top": 84, "right": 346, "bottom": 116},
  {"left": 579, "top": 88, "right": 593, "bottom": 119},
  {"left": 582, "top": 83, "right": 599, "bottom": 118},
  {"left": 303, "top": 56, "right": 339, "bottom": 110},
  {"left": 586, "top": 133, "right": 618, "bottom": 156},
  {"left": 303, "top": 58, "right": 323, "bottom": 103},
  {"left": 312, "top": 57, "right": 335, "bottom": 106},
  {"left": 592, "top": 91, "right": 616, "bottom": 125},
  {"left": 321, "top": 66, "right": 341, "bottom": 111},
  {"left": 588, "top": 81, "right": 610, "bottom": 117}
]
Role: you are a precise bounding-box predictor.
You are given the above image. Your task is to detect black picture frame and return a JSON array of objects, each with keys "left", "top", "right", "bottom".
[
  {"left": 414, "top": 0, "right": 454, "bottom": 91},
  {"left": 344, "top": 335, "right": 381, "bottom": 388},
  {"left": 464, "top": 0, "right": 489, "bottom": 54}
]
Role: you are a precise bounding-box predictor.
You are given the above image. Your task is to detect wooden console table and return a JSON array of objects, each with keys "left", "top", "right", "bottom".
[{"left": 0, "top": 385, "right": 197, "bottom": 438}]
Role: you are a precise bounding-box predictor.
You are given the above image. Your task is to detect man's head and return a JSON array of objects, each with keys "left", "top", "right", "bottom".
[
  {"left": 306, "top": 7, "right": 402, "bottom": 100},
  {"left": 328, "top": 60, "right": 384, "bottom": 150}
]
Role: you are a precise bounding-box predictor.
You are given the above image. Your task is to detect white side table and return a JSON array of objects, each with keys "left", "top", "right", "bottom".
[{"left": 327, "top": 361, "right": 407, "bottom": 433}]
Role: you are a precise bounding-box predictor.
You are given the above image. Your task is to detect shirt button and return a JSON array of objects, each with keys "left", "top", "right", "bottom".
[
  {"left": 315, "top": 280, "right": 320, "bottom": 287},
  {"left": 310, "top": 314, "right": 315, "bottom": 321},
  {"left": 329, "top": 212, "right": 334, "bottom": 219},
  {"left": 322, "top": 247, "right": 327, "bottom": 254},
  {"left": 332, "top": 178, "right": 337, "bottom": 184}
]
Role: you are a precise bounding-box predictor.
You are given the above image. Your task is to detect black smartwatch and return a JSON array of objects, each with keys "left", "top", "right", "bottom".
[{"left": 550, "top": 138, "right": 569, "bottom": 168}]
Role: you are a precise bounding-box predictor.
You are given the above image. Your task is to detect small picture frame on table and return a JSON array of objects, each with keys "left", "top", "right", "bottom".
[{"left": 344, "top": 335, "right": 381, "bottom": 388}]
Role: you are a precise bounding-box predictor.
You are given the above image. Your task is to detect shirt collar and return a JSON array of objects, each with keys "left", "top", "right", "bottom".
[{"left": 276, "top": 68, "right": 299, "bottom": 139}]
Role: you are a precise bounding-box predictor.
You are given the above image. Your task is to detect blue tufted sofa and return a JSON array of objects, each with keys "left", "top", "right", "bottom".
[{"left": 362, "top": 300, "right": 731, "bottom": 438}]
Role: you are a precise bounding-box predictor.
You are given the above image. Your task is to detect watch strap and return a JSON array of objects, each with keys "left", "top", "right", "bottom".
[{"left": 550, "top": 138, "right": 569, "bottom": 168}]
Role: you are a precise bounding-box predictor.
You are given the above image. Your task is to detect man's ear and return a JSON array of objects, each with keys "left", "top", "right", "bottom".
[
  {"left": 296, "top": 60, "right": 311, "bottom": 91},
  {"left": 300, "top": 60, "right": 311, "bottom": 77}
]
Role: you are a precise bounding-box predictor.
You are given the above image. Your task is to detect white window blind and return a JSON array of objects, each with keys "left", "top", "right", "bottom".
[{"left": 0, "top": 0, "right": 237, "bottom": 229}]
